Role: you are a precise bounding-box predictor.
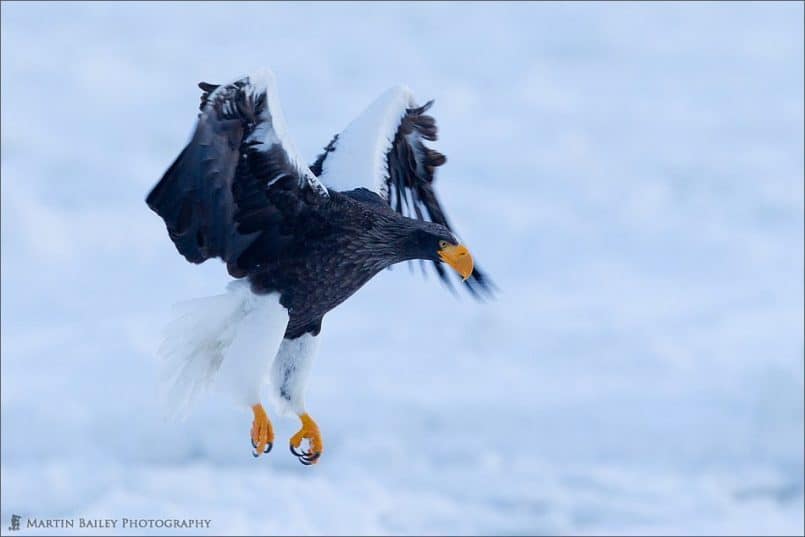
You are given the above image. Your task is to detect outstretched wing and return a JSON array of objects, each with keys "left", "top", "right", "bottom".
[
  {"left": 146, "top": 70, "right": 329, "bottom": 279},
  {"left": 310, "top": 86, "right": 492, "bottom": 296}
]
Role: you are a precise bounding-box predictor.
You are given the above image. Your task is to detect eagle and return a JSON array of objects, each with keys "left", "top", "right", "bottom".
[{"left": 146, "top": 69, "right": 492, "bottom": 465}]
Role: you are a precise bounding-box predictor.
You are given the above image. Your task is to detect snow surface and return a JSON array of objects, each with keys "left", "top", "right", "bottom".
[{"left": 1, "top": 2, "right": 803, "bottom": 535}]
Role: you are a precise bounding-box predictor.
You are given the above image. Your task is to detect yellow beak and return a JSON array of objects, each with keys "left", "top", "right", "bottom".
[{"left": 437, "top": 243, "right": 474, "bottom": 281}]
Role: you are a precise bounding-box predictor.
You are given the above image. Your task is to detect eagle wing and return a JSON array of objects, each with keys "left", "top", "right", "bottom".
[
  {"left": 310, "top": 87, "right": 492, "bottom": 296},
  {"left": 146, "top": 70, "right": 329, "bottom": 278}
]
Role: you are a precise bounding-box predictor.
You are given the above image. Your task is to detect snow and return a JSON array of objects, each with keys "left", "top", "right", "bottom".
[{"left": 1, "top": 2, "right": 803, "bottom": 535}]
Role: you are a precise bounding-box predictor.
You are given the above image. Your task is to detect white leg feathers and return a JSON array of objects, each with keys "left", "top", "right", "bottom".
[
  {"left": 215, "top": 289, "right": 288, "bottom": 408},
  {"left": 158, "top": 280, "right": 321, "bottom": 424},
  {"left": 269, "top": 333, "right": 319, "bottom": 416},
  {"left": 158, "top": 281, "right": 288, "bottom": 416}
]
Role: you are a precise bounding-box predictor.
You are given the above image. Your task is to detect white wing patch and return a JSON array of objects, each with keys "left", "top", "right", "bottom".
[
  {"left": 317, "top": 85, "right": 415, "bottom": 199},
  {"left": 214, "top": 69, "right": 329, "bottom": 197}
]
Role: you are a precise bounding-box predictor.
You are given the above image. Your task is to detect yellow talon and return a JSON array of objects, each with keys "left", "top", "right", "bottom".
[
  {"left": 289, "top": 412, "right": 323, "bottom": 465},
  {"left": 250, "top": 403, "right": 274, "bottom": 457}
]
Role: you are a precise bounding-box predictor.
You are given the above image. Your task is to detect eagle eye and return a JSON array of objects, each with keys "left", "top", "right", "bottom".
[{"left": 438, "top": 240, "right": 449, "bottom": 249}]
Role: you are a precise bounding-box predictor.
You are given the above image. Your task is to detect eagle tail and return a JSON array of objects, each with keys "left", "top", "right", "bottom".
[
  {"left": 157, "top": 281, "right": 288, "bottom": 417},
  {"left": 157, "top": 282, "right": 249, "bottom": 417}
]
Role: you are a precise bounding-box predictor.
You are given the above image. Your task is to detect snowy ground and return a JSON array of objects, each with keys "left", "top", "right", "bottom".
[{"left": 1, "top": 2, "right": 803, "bottom": 535}]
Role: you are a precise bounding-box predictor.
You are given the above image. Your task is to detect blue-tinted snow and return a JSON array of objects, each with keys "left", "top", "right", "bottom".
[{"left": 1, "top": 2, "right": 803, "bottom": 535}]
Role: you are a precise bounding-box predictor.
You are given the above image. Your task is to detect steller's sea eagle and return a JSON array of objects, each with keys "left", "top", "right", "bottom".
[{"left": 146, "top": 69, "right": 492, "bottom": 465}]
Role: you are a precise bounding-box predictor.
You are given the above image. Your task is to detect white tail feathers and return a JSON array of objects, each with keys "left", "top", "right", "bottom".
[{"left": 157, "top": 280, "right": 289, "bottom": 418}]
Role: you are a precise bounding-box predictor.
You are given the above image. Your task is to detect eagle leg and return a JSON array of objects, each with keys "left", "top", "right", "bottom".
[
  {"left": 289, "top": 413, "right": 323, "bottom": 465},
  {"left": 250, "top": 403, "right": 274, "bottom": 457}
]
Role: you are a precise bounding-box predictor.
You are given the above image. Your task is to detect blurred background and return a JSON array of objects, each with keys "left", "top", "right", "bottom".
[{"left": 1, "top": 2, "right": 803, "bottom": 535}]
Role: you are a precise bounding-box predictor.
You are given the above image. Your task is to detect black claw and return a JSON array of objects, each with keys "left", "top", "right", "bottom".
[
  {"left": 264, "top": 442, "right": 273, "bottom": 454},
  {"left": 251, "top": 439, "right": 257, "bottom": 449},
  {"left": 290, "top": 444, "right": 308, "bottom": 458},
  {"left": 290, "top": 442, "right": 320, "bottom": 464},
  {"left": 296, "top": 451, "right": 320, "bottom": 465},
  {"left": 252, "top": 449, "right": 259, "bottom": 458}
]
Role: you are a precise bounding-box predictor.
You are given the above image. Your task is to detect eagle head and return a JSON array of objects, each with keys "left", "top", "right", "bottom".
[{"left": 403, "top": 225, "right": 474, "bottom": 281}]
